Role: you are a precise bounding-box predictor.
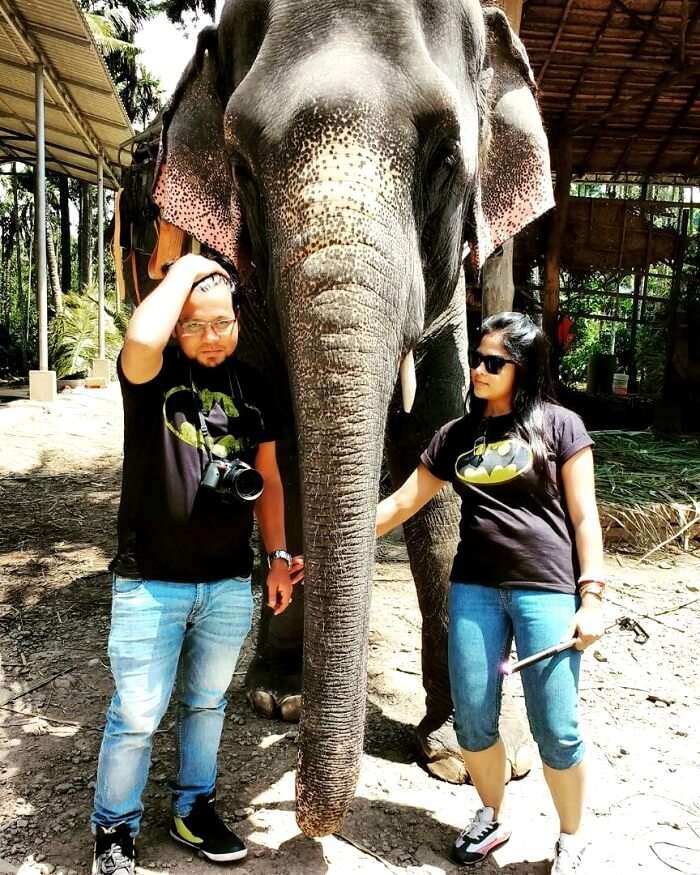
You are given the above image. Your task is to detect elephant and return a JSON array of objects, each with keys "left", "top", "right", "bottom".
[{"left": 138, "top": 0, "right": 553, "bottom": 837}]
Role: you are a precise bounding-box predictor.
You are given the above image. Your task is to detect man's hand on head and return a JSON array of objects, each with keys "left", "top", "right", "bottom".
[
  {"left": 169, "top": 253, "right": 230, "bottom": 287},
  {"left": 122, "top": 252, "right": 233, "bottom": 385}
]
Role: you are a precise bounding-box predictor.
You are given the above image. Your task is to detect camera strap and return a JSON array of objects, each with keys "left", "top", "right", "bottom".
[{"left": 189, "top": 362, "right": 246, "bottom": 465}]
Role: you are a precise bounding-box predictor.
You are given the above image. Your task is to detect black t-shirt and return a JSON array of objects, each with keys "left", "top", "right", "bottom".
[
  {"left": 111, "top": 346, "right": 280, "bottom": 582},
  {"left": 420, "top": 403, "right": 593, "bottom": 593}
]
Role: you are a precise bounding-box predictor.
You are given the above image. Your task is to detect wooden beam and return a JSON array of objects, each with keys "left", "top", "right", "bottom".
[
  {"left": 536, "top": 0, "right": 577, "bottom": 88},
  {"left": 565, "top": 3, "right": 618, "bottom": 114},
  {"left": 610, "top": 1, "right": 700, "bottom": 178},
  {"left": 612, "top": 0, "right": 678, "bottom": 51},
  {"left": 572, "top": 63, "right": 700, "bottom": 135},
  {"left": 580, "top": 0, "right": 666, "bottom": 169},
  {"left": 646, "top": 79, "right": 700, "bottom": 176},
  {"left": 543, "top": 135, "right": 573, "bottom": 356},
  {"left": 544, "top": 52, "right": 677, "bottom": 74}
]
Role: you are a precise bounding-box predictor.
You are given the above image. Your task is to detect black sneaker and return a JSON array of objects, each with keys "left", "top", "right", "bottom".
[
  {"left": 170, "top": 792, "right": 247, "bottom": 863},
  {"left": 92, "top": 823, "right": 135, "bottom": 875},
  {"left": 451, "top": 806, "right": 511, "bottom": 866}
]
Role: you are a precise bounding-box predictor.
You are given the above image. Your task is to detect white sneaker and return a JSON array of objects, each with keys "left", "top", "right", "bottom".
[
  {"left": 450, "top": 806, "right": 511, "bottom": 866},
  {"left": 551, "top": 833, "right": 587, "bottom": 874}
]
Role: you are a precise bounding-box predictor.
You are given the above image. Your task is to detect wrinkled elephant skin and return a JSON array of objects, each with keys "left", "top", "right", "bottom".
[{"left": 152, "top": 0, "right": 553, "bottom": 837}]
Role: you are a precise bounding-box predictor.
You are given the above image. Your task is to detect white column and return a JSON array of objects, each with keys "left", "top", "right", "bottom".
[
  {"left": 97, "top": 154, "right": 105, "bottom": 358},
  {"left": 29, "top": 62, "right": 56, "bottom": 402},
  {"left": 90, "top": 154, "right": 110, "bottom": 387}
]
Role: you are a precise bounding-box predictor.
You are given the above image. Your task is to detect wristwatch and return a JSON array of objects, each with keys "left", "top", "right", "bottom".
[{"left": 267, "top": 549, "right": 292, "bottom": 569}]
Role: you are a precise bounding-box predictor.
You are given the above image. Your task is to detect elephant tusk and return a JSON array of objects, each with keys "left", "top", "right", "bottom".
[{"left": 400, "top": 351, "right": 417, "bottom": 414}]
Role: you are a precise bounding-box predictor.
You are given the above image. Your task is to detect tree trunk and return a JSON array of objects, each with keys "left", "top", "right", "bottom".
[
  {"left": 46, "top": 225, "right": 63, "bottom": 314},
  {"left": 11, "top": 163, "right": 25, "bottom": 331},
  {"left": 59, "top": 174, "right": 72, "bottom": 293},
  {"left": 79, "top": 181, "right": 92, "bottom": 290}
]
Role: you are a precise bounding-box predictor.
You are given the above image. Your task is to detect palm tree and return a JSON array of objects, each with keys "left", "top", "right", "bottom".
[{"left": 156, "top": 0, "right": 216, "bottom": 23}]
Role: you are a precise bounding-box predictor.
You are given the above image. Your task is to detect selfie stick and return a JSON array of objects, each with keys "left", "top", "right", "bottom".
[{"left": 501, "top": 638, "right": 579, "bottom": 675}]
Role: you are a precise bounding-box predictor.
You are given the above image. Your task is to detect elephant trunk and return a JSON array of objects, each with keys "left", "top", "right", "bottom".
[
  {"left": 289, "top": 290, "right": 399, "bottom": 836},
  {"left": 276, "top": 210, "right": 411, "bottom": 835}
]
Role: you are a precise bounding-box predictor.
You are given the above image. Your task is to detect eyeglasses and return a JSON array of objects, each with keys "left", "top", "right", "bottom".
[
  {"left": 468, "top": 350, "right": 517, "bottom": 375},
  {"left": 178, "top": 317, "right": 237, "bottom": 337}
]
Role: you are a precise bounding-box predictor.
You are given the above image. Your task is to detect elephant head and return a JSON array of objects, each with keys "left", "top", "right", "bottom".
[{"left": 152, "top": 0, "right": 553, "bottom": 837}]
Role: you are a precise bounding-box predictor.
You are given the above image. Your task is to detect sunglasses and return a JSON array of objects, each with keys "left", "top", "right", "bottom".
[{"left": 468, "top": 350, "right": 517, "bottom": 375}]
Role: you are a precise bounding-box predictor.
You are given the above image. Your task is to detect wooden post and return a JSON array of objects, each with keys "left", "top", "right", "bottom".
[
  {"left": 662, "top": 209, "right": 689, "bottom": 401},
  {"left": 501, "top": 0, "right": 524, "bottom": 32},
  {"left": 628, "top": 182, "right": 649, "bottom": 393},
  {"left": 543, "top": 136, "right": 573, "bottom": 359}
]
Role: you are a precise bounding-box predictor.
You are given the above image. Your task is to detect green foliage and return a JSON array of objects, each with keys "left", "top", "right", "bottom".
[
  {"left": 49, "top": 292, "right": 125, "bottom": 379},
  {"left": 560, "top": 318, "right": 602, "bottom": 385}
]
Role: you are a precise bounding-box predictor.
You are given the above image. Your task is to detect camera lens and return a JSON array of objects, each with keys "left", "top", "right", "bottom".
[
  {"left": 233, "top": 466, "right": 264, "bottom": 501},
  {"left": 218, "top": 460, "right": 263, "bottom": 502}
]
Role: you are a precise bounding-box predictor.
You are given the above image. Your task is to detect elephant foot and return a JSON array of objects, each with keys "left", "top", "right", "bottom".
[
  {"left": 416, "top": 716, "right": 468, "bottom": 784},
  {"left": 245, "top": 653, "right": 302, "bottom": 723},
  {"left": 415, "top": 716, "right": 533, "bottom": 785}
]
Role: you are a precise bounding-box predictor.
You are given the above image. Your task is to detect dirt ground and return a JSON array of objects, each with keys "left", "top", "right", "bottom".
[{"left": 0, "top": 386, "right": 699, "bottom": 875}]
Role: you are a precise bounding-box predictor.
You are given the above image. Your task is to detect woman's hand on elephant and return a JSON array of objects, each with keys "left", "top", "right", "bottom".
[
  {"left": 289, "top": 554, "right": 305, "bottom": 586},
  {"left": 267, "top": 562, "right": 294, "bottom": 615},
  {"left": 565, "top": 602, "right": 605, "bottom": 651}
]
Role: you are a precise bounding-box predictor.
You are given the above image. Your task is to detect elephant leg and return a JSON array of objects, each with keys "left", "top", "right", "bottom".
[
  {"left": 384, "top": 283, "right": 532, "bottom": 784},
  {"left": 237, "top": 313, "right": 306, "bottom": 721},
  {"left": 245, "top": 429, "right": 304, "bottom": 722},
  {"left": 385, "top": 288, "right": 466, "bottom": 782}
]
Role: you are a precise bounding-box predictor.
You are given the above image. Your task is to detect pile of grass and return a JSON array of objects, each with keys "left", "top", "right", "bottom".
[{"left": 592, "top": 430, "right": 700, "bottom": 554}]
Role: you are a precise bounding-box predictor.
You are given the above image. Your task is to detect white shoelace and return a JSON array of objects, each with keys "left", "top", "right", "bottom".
[{"left": 460, "top": 808, "right": 496, "bottom": 842}]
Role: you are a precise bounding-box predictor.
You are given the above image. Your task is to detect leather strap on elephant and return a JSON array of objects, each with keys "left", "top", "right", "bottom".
[
  {"left": 148, "top": 217, "right": 188, "bottom": 279},
  {"left": 112, "top": 188, "right": 127, "bottom": 305}
]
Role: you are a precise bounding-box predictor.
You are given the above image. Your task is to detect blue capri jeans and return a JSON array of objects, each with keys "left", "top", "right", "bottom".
[{"left": 448, "top": 583, "right": 584, "bottom": 771}]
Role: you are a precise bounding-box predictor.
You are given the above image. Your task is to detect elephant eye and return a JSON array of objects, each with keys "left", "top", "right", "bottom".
[
  {"left": 231, "top": 154, "right": 254, "bottom": 187},
  {"left": 430, "top": 138, "right": 462, "bottom": 180},
  {"left": 441, "top": 140, "right": 461, "bottom": 168}
]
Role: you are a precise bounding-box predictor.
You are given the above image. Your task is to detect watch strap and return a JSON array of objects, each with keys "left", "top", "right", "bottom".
[{"left": 267, "top": 549, "right": 292, "bottom": 569}]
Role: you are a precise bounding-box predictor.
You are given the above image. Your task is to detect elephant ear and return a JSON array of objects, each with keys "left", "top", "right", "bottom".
[
  {"left": 466, "top": 8, "right": 554, "bottom": 270},
  {"left": 152, "top": 26, "right": 241, "bottom": 268}
]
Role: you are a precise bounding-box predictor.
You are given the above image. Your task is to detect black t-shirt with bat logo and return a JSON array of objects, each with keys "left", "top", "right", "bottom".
[
  {"left": 111, "top": 346, "right": 280, "bottom": 583},
  {"left": 420, "top": 403, "right": 593, "bottom": 594}
]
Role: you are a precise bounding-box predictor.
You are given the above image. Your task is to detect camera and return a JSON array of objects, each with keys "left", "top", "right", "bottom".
[{"left": 201, "top": 458, "right": 264, "bottom": 503}]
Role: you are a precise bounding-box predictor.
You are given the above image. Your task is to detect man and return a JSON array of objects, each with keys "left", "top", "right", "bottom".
[{"left": 91, "top": 254, "right": 302, "bottom": 874}]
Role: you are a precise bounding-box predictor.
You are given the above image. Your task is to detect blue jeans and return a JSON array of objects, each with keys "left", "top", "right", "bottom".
[
  {"left": 92, "top": 575, "right": 253, "bottom": 836},
  {"left": 448, "top": 583, "right": 584, "bottom": 770}
]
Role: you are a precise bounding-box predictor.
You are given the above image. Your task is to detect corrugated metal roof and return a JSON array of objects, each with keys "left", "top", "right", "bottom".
[{"left": 0, "top": 0, "right": 134, "bottom": 187}]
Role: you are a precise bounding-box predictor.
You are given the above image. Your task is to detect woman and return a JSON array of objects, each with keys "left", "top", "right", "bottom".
[{"left": 376, "top": 312, "right": 605, "bottom": 874}]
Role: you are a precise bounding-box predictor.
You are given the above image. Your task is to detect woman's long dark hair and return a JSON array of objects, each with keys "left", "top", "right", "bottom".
[{"left": 469, "top": 312, "right": 556, "bottom": 484}]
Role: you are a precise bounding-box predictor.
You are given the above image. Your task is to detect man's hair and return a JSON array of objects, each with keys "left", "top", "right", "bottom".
[{"left": 191, "top": 256, "right": 240, "bottom": 311}]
